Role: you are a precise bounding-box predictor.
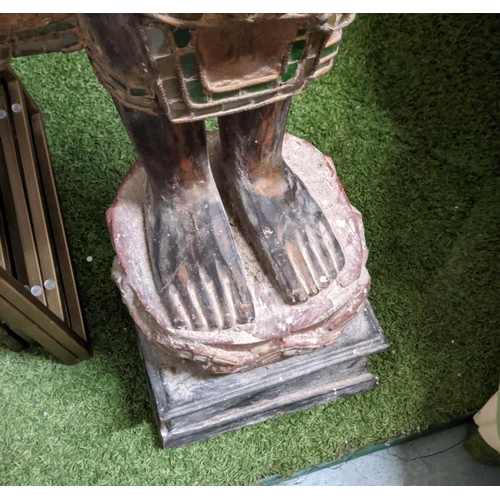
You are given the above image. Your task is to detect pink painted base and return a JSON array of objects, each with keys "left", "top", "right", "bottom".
[{"left": 107, "top": 133, "right": 371, "bottom": 374}]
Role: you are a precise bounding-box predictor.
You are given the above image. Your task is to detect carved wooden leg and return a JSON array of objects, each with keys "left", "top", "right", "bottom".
[
  {"left": 81, "top": 15, "right": 255, "bottom": 330},
  {"left": 218, "top": 97, "right": 345, "bottom": 304},
  {"left": 115, "top": 104, "right": 255, "bottom": 330}
]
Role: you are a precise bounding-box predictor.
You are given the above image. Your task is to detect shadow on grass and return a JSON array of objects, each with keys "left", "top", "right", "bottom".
[{"left": 360, "top": 14, "right": 500, "bottom": 424}]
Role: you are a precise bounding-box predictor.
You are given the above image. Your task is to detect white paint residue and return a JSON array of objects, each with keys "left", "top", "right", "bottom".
[{"left": 231, "top": 330, "right": 261, "bottom": 344}]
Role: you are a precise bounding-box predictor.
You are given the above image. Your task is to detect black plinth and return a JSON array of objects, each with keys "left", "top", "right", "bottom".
[{"left": 137, "top": 302, "right": 389, "bottom": 448}]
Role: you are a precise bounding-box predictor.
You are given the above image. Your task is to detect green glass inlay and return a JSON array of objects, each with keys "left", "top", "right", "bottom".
[
  {"left": 290, "top": 40, "right": 307, "bottom": 61},
  {"left": 36, "top": 21, "right": 75, "bottom": 36},
  {"left": 212, "top": 89, "right": 239, "bottom": 101},
  {"left": 186, "top": 80, "right": 207, "bottom": 103},
  {"left": 173, "top": 28, "right": 191, "bottom": 48},
  {"left": 296, "top": 28, "right": 307, "bottom": 37},
  {"left": 170, "top": 13, "right": 203, "bottom": 21},
  {"left": 111, "top": 76, "right": 127, "bottom": 90},
  {"left": 282, "top": 62, "right": 298, "bottom": 82},
  {"left": 18, "top": 29, "right": 37, "bottom": 41},
  {"left": 244, "top": 81, "right": 278, "bottom": 93},
  {"left": 321, "top": 43, "right": 339, "bottom": 58},
  {"left": 180, "top": 53, "right": 198, "bottom": 79},
  {"left": 18, "top": 21, "right": 75, "bottom": 41},
  {"left": 130, "top": 88, "right": 147, "bottom": 97},
  {"left": 0, "top": 35, "right": 6, "bottom": 44}
]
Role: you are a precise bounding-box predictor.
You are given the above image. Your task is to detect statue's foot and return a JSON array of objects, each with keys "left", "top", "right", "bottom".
[
  {"left": 227, "top": 159, "right": 345, "bottom": 304},
  {"left": 145, "top": 177, "right": 255, "bottom": 330}
]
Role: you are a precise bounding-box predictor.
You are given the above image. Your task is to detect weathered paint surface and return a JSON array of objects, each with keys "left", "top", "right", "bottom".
[{"left": 108, "top": 132, "right": 370, "bottom": 374}]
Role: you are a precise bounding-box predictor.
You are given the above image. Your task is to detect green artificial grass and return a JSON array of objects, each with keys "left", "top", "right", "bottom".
[{"left": 1, "top": 14, "right": 500, "bottom": 485}]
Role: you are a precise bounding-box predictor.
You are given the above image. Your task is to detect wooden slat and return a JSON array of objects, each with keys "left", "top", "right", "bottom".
[
  {"left": 0, "top": 296, "right": 79, "bottom": 364},
  {"left": 0, "top": 118, "right": 27, "bottom": 283},
  {"left": 0, "top": 189, "right": 12, "bottom": 272},
  {"left": 0, "top": 67, "right": 91, "bottom": 362},
  {"left": 31, "top": 113, "right": 87, "bottom": 340},
  {"left": 0, "top": 322, "right": 26, "bottom": 352},
  {"left": 0, "top": 84, "right": 45, "bottom": 302},
  {"left": 0, "top": 66, "right": 42, "bottom": 117},
  {"left": 7, "top": 79, "right": 65, "bottom": 319},
  {"left": 0, "top": 267, "right": 91, "bottom": 361}
]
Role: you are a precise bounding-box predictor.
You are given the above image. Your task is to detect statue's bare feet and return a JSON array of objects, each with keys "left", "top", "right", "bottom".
[
  {"left": 145, "top": 177, "right": 255, "bottom": 330},
  {"left": 226, "top": 158, "right": 345, "bottom": 303}
]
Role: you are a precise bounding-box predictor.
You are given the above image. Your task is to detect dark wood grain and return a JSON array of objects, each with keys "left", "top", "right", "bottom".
[
  {"left": 219, "top": 98, "right": 345, "bottom": 304},
  {"left": 80, "top": 14, "right": 256, "bottom": 330}
]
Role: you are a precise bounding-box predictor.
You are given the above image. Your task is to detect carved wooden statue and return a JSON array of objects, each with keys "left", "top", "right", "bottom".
[{"left": 0, "top": 14, "right": 372, "bottom": 374}]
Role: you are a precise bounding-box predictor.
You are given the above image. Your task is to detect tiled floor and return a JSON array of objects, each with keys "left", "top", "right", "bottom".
[{"left": 284, "top": 424, "right": 500, "bottom": 486}]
